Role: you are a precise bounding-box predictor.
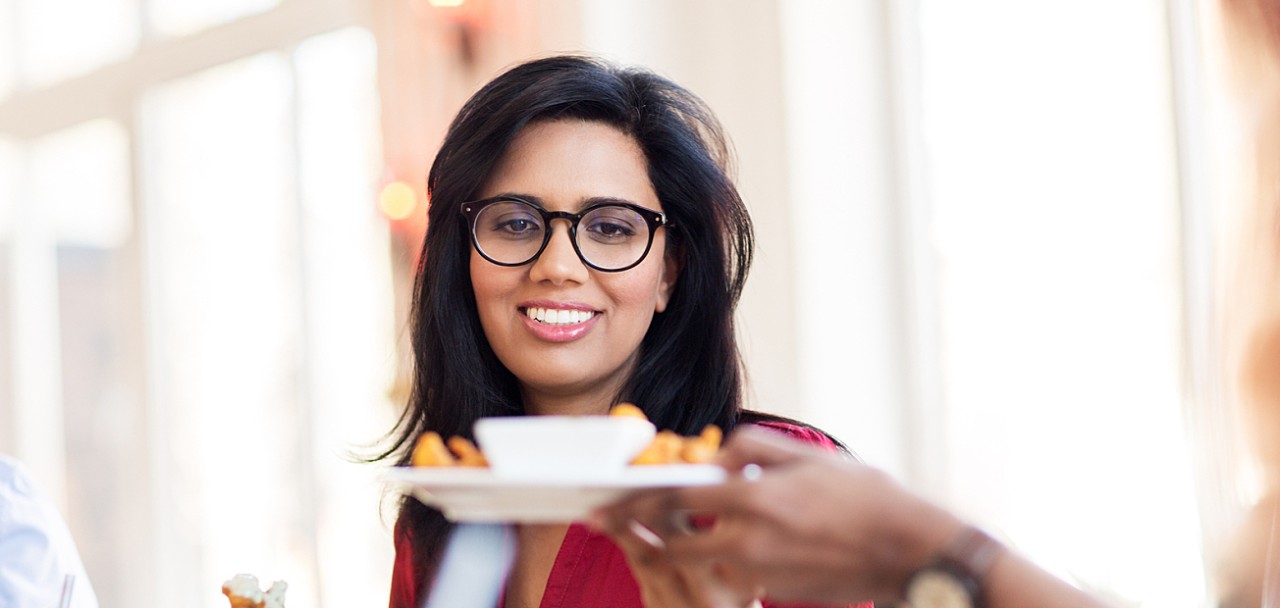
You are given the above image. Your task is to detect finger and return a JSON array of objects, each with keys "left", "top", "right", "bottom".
[
  {"left": 591, "top": 487, "right": 681, "bottom": 536},
  {"left": 602, "top": 484, "right": 761, "bottom": 540},
  {"left": 659, "top": 515, "right": 754, "bottom": 564},
  {"left": 683, "top": 560, "right": 759, "bottom": 608},
  {"left": 596, "top": 490, "right": 756, "bottom": 569},
  {"left": 604, "top": 518, "right": 667, "bottom": 568}
]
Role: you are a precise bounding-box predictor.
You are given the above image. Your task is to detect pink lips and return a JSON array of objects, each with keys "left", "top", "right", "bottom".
[{"left": 519, "top": 300, "right": 601, "bottom": 343}]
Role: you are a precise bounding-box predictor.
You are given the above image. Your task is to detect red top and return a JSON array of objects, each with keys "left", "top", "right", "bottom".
[{"left": 389, "top": 420, "right": 873, "bottom": 608}]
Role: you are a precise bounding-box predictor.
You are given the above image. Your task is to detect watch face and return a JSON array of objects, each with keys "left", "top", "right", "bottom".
[{"left": 905, "top": 569, "right": 975, "bottom": 608}]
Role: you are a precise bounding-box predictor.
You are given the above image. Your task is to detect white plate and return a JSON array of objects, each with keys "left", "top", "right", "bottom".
[{"left": 383, "top": 465, "right": 726, "bottom": 523}]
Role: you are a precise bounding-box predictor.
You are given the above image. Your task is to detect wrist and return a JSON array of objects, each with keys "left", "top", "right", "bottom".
[
  {"left": 903, "top": 525, "right": 1006, "bottom": 608},
  {"left": 877, "top": 484, "right": 967, "bottom": 600}
]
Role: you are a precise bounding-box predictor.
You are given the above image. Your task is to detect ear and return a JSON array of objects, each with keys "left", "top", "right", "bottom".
[{"left": 654, "top": 245, "right": 682, "bottom": 313}]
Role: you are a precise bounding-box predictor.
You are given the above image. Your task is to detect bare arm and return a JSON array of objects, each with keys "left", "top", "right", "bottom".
[{"left": 592, "top": 427, "right": 1107, "bottom": 608}]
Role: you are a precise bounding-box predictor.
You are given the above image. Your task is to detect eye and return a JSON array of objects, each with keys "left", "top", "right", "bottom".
[
  {"left": 583, "top": 207, "right": 642, "bottom": 242},
  {"left": 496, "top": 216, "right": 539, "bottom": 234},
  {"left": 478, "top": 202, "right": 544, "bottom": 240}
]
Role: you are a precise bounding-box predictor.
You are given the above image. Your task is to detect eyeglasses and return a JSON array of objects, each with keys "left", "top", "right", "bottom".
[{"left": 461, "top": 197, "right": 670, "bottom": 272}]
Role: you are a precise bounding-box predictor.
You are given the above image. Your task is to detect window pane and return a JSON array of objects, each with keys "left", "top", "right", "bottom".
[
  {"left": 28, "top": 118, "right": 143, "bottom": 608},
  {"left": 28, "top": 119, "right": 132, "bottom": 248},
  {"left": 0, "top": 138, "right": 16, "bottom": 451},
  {"left": 149, "top": 0, "right": 279, "bottom": 38},
  {"left": 919, "top": 0, "right": 1205, "bottom": 605},
  {"left": 294, "top": 27, "right": 396, "bottom": 605},
  {"left": 0, "top": 3, "right": 16, "bottom": 100},
  {"left": 17, "top": 0, "right": 139, "bottom": 88},
  {"left": 0, "top": 137, "right": 16, "bottom": 240},
  {"left": 143, "top": 52, "right": 302, "bottom": 608}
]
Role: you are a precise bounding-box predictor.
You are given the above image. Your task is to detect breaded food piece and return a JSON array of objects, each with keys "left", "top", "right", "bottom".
[
  {"left": 223, "top": 574, "right": 264, "bottom": 608},
  {"left": 680, "top": 425, "right": 723, "bottom": 464},
  {"left": 411, "top": 432, "right": 457, "bottom": 467},
  {"left": 609, "top": 403, "right": 648, "bottom": 419},
  {"left": 632, "top": 430, "right": 684, "bottom": 465},
  {"left": 222, "top": 574, "right": 287, "bottom": 608},
  {"left": 446, "top": 436, "right": 489, "bottom": 467}
]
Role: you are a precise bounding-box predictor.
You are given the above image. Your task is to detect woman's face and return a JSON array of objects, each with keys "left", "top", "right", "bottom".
[{"left": 469, "top": 119, "right": 678, "bottom": 413}]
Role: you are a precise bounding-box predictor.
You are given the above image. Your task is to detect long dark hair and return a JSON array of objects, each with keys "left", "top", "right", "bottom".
[{"left": 380, "top": 54, "right": 778, "bottom": 583}]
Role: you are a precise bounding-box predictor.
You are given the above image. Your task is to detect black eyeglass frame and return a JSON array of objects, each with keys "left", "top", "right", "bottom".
[{"left": 460, "top": 196, "right": 671, "bottom": 272}]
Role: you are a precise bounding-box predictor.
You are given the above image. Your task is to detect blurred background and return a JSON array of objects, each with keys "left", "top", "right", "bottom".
[{"left": 0, "top": 0, "right": 1260, "bottom": 606}]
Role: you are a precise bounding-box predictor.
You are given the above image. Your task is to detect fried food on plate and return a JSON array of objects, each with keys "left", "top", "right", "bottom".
[
  {"left": 222, "top": 574, "right": 287, "bottom": 608},
  {"left": 411, "top": 432, "right": 457, "bottom": 467},
  {"left": 406, "top": 402, "right": 723, "bottom": 468},
  {"left": 609, "top": 403, "right": 648, "bottom": 419},
  {"left": 680, "top": 425, "right": 724, "bottom": 464},
  {"left": 447, "top": 435, "right": 489, "bottom": 467}
]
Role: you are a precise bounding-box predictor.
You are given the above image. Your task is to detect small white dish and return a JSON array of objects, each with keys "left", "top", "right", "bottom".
[
  {"left": 474, "top": 415, "right": 656, "bottom": 480},
  {"left": 383, "top": 465, "right": 725, "bottom": 523}
]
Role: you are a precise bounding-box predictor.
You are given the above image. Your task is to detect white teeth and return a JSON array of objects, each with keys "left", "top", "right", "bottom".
[{"left": 525, "top": 307, "right": 594, "bottom": 325}]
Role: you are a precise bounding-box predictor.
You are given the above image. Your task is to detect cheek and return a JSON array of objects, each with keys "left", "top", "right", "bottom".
[
  {"left": 469, "top": 255, "right": 488, "bottom": 307},
  {"left": 469, "top": 255, "right": 510, "bottom": 323},
  {"left": 608, "top": 266, "right": 668, "bottom": 315}
]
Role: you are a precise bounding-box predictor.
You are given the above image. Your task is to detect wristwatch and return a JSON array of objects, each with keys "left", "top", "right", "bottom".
[{"left": 903, "top": 525, "right": 1004, "bottom": 608}]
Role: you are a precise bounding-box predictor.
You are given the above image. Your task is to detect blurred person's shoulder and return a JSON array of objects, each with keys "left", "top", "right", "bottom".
[{"left": 0, "top": 453, "right": 38, "bottom": 499}]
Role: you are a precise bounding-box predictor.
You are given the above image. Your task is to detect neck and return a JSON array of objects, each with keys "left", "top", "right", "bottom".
[
  {"left": 521, "top": 391, "right": 615, "bottom": 416},
  {"left": 518, "top": 353, "right": 640, "bottom": 416}
]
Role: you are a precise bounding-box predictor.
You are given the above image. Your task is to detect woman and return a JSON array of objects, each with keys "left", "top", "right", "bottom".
[{"left": 379, "top": 55, "right": 856, "bottom": 608}]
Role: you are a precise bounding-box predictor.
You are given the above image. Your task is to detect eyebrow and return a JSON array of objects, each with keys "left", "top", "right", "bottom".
[{"left": 488, "top": 192, "right": 642, "bottom": 211}]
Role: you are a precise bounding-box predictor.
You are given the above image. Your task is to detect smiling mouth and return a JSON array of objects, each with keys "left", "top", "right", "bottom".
[{"left": 522, "top": 306, "right": 597, "bottom": 326}]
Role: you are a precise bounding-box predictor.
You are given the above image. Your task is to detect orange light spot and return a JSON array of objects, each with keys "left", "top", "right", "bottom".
[{"left": 379, "top": 181, "right": 418, "bottom": 221}]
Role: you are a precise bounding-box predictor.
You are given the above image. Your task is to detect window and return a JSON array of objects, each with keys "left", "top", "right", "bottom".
[
  {"left": 16, "top": 0, "right": 139, "bottom": 88},
  {"left": 1, "top": 4, "right": 395, "bottom": 606},
  {"left": 149, "top": 0, "right": 280, "bottom": 38},
  {"left": 28, "top": 118, "right": 139, "bottom": 603},
  {"left": 917, "top": 0, "right": 1206, "bottom": 603}
]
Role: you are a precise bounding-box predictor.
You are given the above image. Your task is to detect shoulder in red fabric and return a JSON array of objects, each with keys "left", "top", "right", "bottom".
[{"left": 747, "top": 419, "right": 841, "bottom": 452}]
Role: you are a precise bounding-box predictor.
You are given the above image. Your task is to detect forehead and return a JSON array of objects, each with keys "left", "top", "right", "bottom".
[{"left": 480, "top": 119, "right": 660, "bottom": 211}]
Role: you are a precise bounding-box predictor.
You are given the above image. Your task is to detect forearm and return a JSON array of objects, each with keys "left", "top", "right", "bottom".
[
  {"left": 884, "top": 494, "right": 1107, "bottom": 608},
  {"left": 982, "top": 550, "right": 1107, "bottom": 608}
]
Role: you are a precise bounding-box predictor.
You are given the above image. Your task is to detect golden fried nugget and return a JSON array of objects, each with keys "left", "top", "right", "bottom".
[
  {"left": 411, "top": 432, "right": 457, "bottom": 467},
  {"left": 632, "top": 430, "right": 684, "bottom": 465},
  {"left": 446, "top": 436, "right": 489, "bottom": 467},
  {"left": 680, "top": 425, "right": 723, "bottom": 464},
  {"left": 609, "top": 403, "right": 648, "bottom": 419}
]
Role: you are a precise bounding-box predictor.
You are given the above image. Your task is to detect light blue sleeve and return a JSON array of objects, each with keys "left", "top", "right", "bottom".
[{"left": 0, "top": 456, "right": 99, "bottom": 608}]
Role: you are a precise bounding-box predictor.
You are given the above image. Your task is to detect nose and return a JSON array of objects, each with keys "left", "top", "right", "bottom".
[{"left": 528, "top": 221, "right": 589, "bottom": 285}]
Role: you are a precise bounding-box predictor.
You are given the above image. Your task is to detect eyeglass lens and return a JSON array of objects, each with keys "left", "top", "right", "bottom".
[{"left": 471, "top": 200, "right": 652, "bottom": 270}]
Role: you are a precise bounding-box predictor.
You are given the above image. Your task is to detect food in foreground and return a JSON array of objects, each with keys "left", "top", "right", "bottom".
[
  {"left": 608, "top": 403, "right": 648, "bottom": 419},
  {"left": 631, "top": 424, "right": 722, "bottom": 465},
  {"left": 412, "top": 432, "right": 489, "bottom": 467},
  {"left": 407, "top": 403, "right": 722, "bottom": 467},
  {"left": 411, "top": 432, "right": 457, "bottom": 467},
  {"left": 446, "top": 435, "right": 489, "bottom": 467},
  {"left": 222, "top": 574, "right": 287, "bottom": 608},
  {"left": 621, "top": 402, "right": 723, "bottom": 464},
  {"left": 680, "top": 424, "right": 723, "bottom": 464}
]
